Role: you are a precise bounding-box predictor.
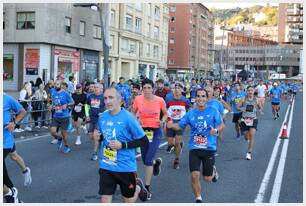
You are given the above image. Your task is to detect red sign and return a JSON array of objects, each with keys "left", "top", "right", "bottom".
[
  {"left": 25, "top": 48, "right": 39, "bottom": 75},
  {"left": 55, "top": 48, "right": 80, "bottom": 71}
]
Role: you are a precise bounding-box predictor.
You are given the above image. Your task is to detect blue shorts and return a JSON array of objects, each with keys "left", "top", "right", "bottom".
[{"left": 141, "top": 127, "right": 162, "bottom": 166}]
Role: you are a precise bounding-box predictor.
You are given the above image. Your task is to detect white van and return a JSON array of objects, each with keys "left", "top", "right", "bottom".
[{"left": 269, "top": 73, "right": 286, "bottom": 80}]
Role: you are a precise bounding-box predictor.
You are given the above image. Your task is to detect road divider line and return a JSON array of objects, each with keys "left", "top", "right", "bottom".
[
  {"left": 254, "top": 98, "right": 292, "bottom": 203},
  {"left": 136, "top": 141, "right": 168, "bottom": 158},
  {"left": 15, "top": 134, "right": 52, "bottom": 143},
  {"left": 269, "top": 97, "right": 295, "bottom": 203}
]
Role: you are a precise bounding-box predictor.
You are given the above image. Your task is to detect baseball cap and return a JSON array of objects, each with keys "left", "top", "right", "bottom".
[
  {"left": 175, "top": 82, "right": 184, "bottom": 89},
  {"left": 76, "top": 83, "right": 82, "bottom": 89}
]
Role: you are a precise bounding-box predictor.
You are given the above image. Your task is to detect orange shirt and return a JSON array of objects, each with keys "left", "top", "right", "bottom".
[{"left": 133, "top": 95, "right": 166, "bottom": 128}]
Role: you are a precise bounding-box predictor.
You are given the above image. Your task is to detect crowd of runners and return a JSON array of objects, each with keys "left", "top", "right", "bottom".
[{"left": 3, "top": 75, "right": 301, "bottom": 203}]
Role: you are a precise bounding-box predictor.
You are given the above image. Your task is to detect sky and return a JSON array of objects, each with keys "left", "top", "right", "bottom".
[{"left": 204, "top": 3, "right": 279, "bottom": 9}]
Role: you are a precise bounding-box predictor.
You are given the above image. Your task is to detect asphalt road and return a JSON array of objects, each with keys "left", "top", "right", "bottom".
[{"left": 6, "top": 92, "right": 303, "bottom": 203}]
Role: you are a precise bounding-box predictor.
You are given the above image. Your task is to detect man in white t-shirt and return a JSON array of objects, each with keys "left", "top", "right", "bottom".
[{"left": 255, "top": 80, "right": 267, "bottom": 114}]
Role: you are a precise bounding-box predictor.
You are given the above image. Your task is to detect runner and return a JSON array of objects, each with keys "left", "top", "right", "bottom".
[
  {"left": 115, "top": 77, "right": 131, "bottom": 109},
  {"left": 132, "top": 79, "right": 168, "bottom": 200},
  {"left": 269, "top": 82, "right": 282, "bottom": 120},
  {"left": 86, "top": 83, "right": 105, "bottom": 160},
  {"left": 3, "top": 94, "right": 31, "bottom": 203},
  {"left": 50, "top": 80, "right": 75, "bottom": 154},
  {"left": 167, "top": 88, "right": 222, "bottom": 203},
  {"left": 71, "top": 83, "right": 87, "bottom": 145},
  {"left": 255, "top": 80, "right": 267, "bottom": 114},
  {"left": 230, "top": 82, "right": 246, "bottom": 139},
  {"left": 93, "top": 87, "right": 149, "bottom": 203},
  {"left": 165, "top": 82, "right": 176, "bottom": 153},
  {"left": 236, "top": 86, "right": 262, "bottom": 160},
  {"left": 154, "top": 79, "right": 169, "bottom": 99},
  {"left": 165, "top": 82, "right": 192, "bottom": 169},
  {"left": 190, "top": 78, "right": 201, "bottom": 105}
]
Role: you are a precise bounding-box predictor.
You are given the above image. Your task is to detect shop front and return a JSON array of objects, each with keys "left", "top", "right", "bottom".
[
  {"left": 54, "top": 47, "right": 80, "bottom": 82},
  {"left": 80, "top": 50, "right": 99, "bottom": 82}
]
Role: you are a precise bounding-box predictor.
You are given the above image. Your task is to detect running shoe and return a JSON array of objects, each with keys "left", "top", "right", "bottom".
[
  {"left": 212, "top": 165, "right": 219, "bottom": 182},
  {"left": 51, "top": 139, "right": 58, "bottom": 144},
  {"left": 4, "top": 187, "right": 19, "bottom": 203},
  {"left": 75, "top": 136, "right": 82, "bottom": 145},
  {"left": 35, "top": 125, "right": 40, "bottom": 129},
  {"left": 136, "top": 178, "right": 148, "bottom": 202},
  {"left": 153, "top": 158, "right": 162, "bottom": 176},
  {"left": 173, "top": 158, "right": 180, "bottom": 169},
  {"left": 24, "top": 126, "right": 32, "bottom": 131},
  {"left": 276, "top": 112, "right": 279, "bottom": 119},
  {"left": 63, "top": 146, "right": 71, "bottom": 154},
  {"left": 91, "top": 153, "right": 98, "bottom": 161},
  {"left": 57, "top": 139, "right": 63, "bottom": 150},
  {"left": 42, "top": 126, "right": 49, "bottom": 129},
  {"left": 196, "top": 199, "right": 203, "bottom": 203},
  {"left": 236, "top": 133, "right": 241, "bottom": 140},
  {"left": 246, "top": 152, "right": 252, "bottom": 160},
  {"left": 147, "top": 192, "right": 152, "bottom": 201},
  {"left": 23, "top": 167, "right": 32, "bottom": 186}
]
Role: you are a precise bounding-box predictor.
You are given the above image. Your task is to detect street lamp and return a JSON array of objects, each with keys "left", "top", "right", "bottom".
[{"left": 74, "top": 3, "right": 110, "bottom": 88}]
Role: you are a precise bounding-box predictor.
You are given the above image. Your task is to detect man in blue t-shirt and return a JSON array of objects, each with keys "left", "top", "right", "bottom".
[
  {"left": 93, "top": 87, "right": 149, "bottom": 203},
  {"left": 167, "top": 88, "right": 222, "bottom": 203},
  {"left": 50, "top": 80, "right": 75, "bottom": 154},
  {"left": 270, "top": 82, "right": 282, "bottom": 120},
  {"left": 3, "top": 94, "right": 28, "bottom": 203},
  {"left": 115, "top": 77, "right": 131, "bottom": 109},
  {"left": 86, "top": 83, "right": 105, "bottom": 161},
  {"left": 230, "top": 82, "right": 246, "bottom": 139}
]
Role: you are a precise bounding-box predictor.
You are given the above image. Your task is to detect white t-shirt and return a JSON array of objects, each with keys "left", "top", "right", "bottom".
[{"left": 256, "top": 85, "right": 267, "bottom": 98}]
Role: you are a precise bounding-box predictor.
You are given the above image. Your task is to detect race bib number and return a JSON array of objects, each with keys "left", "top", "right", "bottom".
[
  {"left": 243, "top": 117, "right": 254, "bottom": 126},
  {"left": 54, "top": 105, "right": 62, "bottom": 113},
  {"left": 191, "top": 98, "right": 196, "bottom": 103},
  {"left": 74, "top": 105, "right": 82, "bottom": 113},
  {"left": 245, "top": 105, "right": 254, "bottom": 112},
  {"left": 103, "top": 147, "right": 117, "bottom": 162},
  {"left": 194, "top": 135, "right": 207, "bottom": 148},
  {"left": 235, "top": 98, "right": 240, "bottom": 104},
  {"left": 145, "top": 130, "right": 154, "bottom": 143},
  {"left": 273, "top": 93, "right": 278, "bottom": 98}
]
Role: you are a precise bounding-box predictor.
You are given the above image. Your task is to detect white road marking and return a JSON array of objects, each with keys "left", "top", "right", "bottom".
[
  {"left": 15, "top": 134, "right": 52, "bottom": 144},
  {"left": 254, "top": 98, "right": 293, "bottom": 203},
  {"left": 269, "top": 97, "right": 295, "bottom": 203}
]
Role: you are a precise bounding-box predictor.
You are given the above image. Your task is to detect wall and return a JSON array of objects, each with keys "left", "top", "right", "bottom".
[{"left": 4, "top": 44, "right": 19, "bottom": 91}]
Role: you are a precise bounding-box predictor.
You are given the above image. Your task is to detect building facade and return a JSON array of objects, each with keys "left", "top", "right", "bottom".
[
  {"left": 3, "top": 3, "right": 169, "bottom": 91},
  {"left": 278, "top": 3, "right": 303, "bottom": 44},
  {"left": 167, "top": 3, "right": 214, "bottom": 80}
]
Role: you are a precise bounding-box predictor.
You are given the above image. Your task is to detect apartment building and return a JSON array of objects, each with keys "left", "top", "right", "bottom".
[
  {"left": 3, "top": 3, "right": 169, "bottom": 91},
  {"left": 278, "top": 3, "right": 303, "bottom": 44},
  {"left": 167, "top": 3, "right": 214, "bottom": 80}
]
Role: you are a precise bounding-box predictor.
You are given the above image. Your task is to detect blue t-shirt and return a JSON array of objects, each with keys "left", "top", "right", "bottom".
[
  {"left": 290, "top": 84, "right": 299, "bottom": 92},
  {"left": 51, "top": 90, "right": 74, "bottom": 118},
  {"left": 178, "top": 106, "right": 222, "bottom": 151},
  {"left": 98, "top": 109, "right": 145, "bottom": 172},
  {"left": 230, "top": 91, "right": 246, "bottom": 114},
  {"left": 115, "top": 84, "right": 131, "bottom": 108},
  {"left": 190, "top": 84, "right": 201, "bottom": 99},
  {"left": 207, "top": 98, "right": 225, "bottom": 115},
  {"left": 86, "top": 93, "right": 105, "bottom": 118},
  {"left": 3, "top": 94, "right": 23, "bottom": 149},
  {"left": 270, "top": 87, "right": 282, "bottom": 103}
]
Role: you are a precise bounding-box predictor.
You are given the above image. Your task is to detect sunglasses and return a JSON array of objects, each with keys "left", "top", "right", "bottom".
[
  {"left": 197, "top": 95, "right": 206, "bottom": 97},
  {"left": 173, "top": 109, "right": 181, "bottom": 112}
]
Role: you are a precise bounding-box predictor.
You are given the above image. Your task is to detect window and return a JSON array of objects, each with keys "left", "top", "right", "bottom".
[
  {"left": 65, "top": 17, "right": 71, "bottom": 33},
  {"left": 147, "top": 23, "right": 151, "bottom": 37},
  {"left": 93, "top": 25, "right": 101, "bottom": 39},
  {"left": 80, "top": 21, "right": 85, "bottom": 36},
  {"left": 110, "top": 35, "right": 115, "bottom": 50},
  {"left": 170, "top": 6, "right": 176, "bottom": 12},
  {"left": 110, "top": 10, "right": 115, "bottom": 27},
  {"left": 154, "top": 26, "right": 159, "bottom": 39},
  {"left": 121, "top": 38, "right": 129, "bottom": 52},
  {"left": 154, "top": 6, "right": 160, "bottom": 20},
  {"left": 139, "top": 43, "right": 143, "bottom": 57},
  {"left": 169, "top": 48, "right": 174, "bottom": 54},
  {"left": 146, "top": 43, "right": 151, "bottom": 57},
  {"left": 135, "top": 18, "right": 142, "bottom": 34},
  {"left": 3, "top": 12, "right": 5, "bottom": 30},
  {"left": 125, "top": 14, "right": 133, "bottom": 31},
  {"left": 153, "top": 45, "right": 159, "bottom": 58},
  {"left": 170, "top": 27, "right": 175, "bottom": 33},
  {"left": 148, "top": 4, "right": 152, "bottom": 17},
  {"left": 170, "top": 17, "right": 175, "bottom": 22},
  {"left": 169, "top": 59, "right": 174, "bottom": 64},
  {"left": 129, "top": 41, "right": 136, "bottom": 53},
  {"left": 170, "top": 37, "right": 174, "bottom": 44},
  {"left": 17, "top": 12, "right": 35, "bottom": 29},
  {"left": 3, "top": 54, "right": 14, "bottom": 81}
]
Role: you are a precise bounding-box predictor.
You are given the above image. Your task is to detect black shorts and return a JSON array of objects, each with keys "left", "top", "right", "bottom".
[
  {"left": 240, "top": 118, "right": 258, "bottom": 132},
  {"left": 72, "top": 113, "right": 85, "bottom": 122},
  {"left": 271, "top": 102, "right": 280, "bottom": 106},
  {"left": 51, "top": 117, "right": 69, "bottom": 131},
  {"left": 3, "top": 144, "right": 16, "bottom": 159},
  {"left": 232, "top": 112, "right": 242, "bottom": 123},
  {"left": 166, "top": 119, "right": 184, "bottom": 137},
  {"left": 292, "top": 91, "right": 297, "bottom": 95},
  {"left": 189, "top": 149, "right": 215, "bottom": 177},
  {"left": 98, "top": 168, "right": 137, "bottom": 198}
]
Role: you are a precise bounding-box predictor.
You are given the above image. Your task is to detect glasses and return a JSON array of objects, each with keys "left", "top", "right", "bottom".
[{"left": 173, "top": 109, "right": 181, "bottom": 112}]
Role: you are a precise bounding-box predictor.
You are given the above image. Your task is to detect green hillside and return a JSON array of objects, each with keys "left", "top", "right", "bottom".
[{"left": 211, "top": 5, "right": 278, "bottom": 26}]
